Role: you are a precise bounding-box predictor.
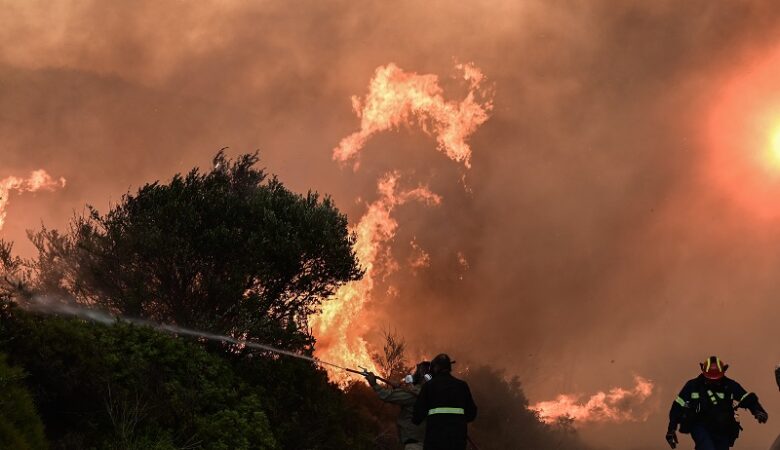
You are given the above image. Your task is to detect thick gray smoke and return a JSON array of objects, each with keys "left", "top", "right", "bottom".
[{"left": 3, "top": 1, "right": 780, "bottom": 448}]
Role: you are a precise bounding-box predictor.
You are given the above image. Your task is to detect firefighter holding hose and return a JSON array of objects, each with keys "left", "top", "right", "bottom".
[
  {"left": 666, "top": 356, "right": 768, "bottom": 450},
  {"left": 364, "top": 361, "right": 432, "bottom": 450},
  {"left": 412, "top": 354, "right": 477, "bottom": 450}
]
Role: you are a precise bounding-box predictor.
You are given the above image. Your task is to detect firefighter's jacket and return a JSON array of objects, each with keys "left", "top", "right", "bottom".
[
  {"left": 412, "top": 373, "right": 477, "bottom": 450},
  {"left": 668, "top": 375, "right": 761, "bottom": 436},
  {"left": 373, "top": 383, "right": 425, "bottom": 444}
]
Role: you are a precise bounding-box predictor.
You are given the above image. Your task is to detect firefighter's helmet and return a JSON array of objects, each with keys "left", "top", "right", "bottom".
[{"left": 700, "top": 355, "right": 728, "bottom": 380}]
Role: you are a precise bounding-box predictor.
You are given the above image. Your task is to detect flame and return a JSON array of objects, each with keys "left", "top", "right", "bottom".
[
  {"left": 530, "top": 376, "right": 655, "bottom": 425},
  {"left": 0, "top": 170, "right": 66, "bottom": 231},
  {"left": 314, "top": 62, "right": 492, "bottom": 382},
  {"left": 333, "top": 62, "right": 493, "bottom": 169},
  {"left": 310, "top": 173, "right": 440, "bottom": 380},
  {"left": 409, "top": 238, "right": 431, "bottom": 270}
]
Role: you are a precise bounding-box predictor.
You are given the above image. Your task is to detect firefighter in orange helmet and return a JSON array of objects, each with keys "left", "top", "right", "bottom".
[{"left": 666, "top": 356, "right": 768, "bottom": 450}]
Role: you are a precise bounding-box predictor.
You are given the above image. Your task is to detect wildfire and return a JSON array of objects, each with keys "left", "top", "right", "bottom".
[
  {"left": 530, "top": 376, "right": 655, "bottom": 425},
  {"left": 0, "top": 170, "right": 66, "bottom": 231},
  {"left": 333, "top": 62, "right": 493, "bottom": 169},
  {"left": 314, "top": 62, "right": 492, "bottom": 382},
  {"left": 310, "top": 173, "right": 440, "bottom": 379}
]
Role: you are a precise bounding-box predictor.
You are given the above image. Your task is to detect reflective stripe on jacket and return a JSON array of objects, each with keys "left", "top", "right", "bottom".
[{"left": 412, "top": 373, "right": 477, "bottom": 450}]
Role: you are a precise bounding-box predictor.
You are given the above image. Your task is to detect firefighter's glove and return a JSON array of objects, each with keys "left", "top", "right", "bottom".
[
  {"left": 364, "top": 371, "right": 378, "bottom": 387},
  {"left": 665, "top": 431, "right": 678, "bottom": 449},
  {"left": 754, "top": 408, "right": 769, "bottom": 424}
]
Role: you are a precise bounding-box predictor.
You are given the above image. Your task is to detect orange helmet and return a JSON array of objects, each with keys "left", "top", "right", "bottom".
[{"left": 700, "top": 356, "right": 728, "bottom": 380}]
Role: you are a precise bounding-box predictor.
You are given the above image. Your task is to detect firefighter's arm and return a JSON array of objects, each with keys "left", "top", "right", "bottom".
[
  {"left": 412, "top": 383, "right": 429, "bottom": 425},
  {"left": 736, "top": 391, "right": 768, "bottom": 423},
  {"left": 668, "top": 383, "right": 693, "bottom": 432},
  {"left": 666, "top": 385, "right": 691, "bottom": 449},
  {"left": 373, "top": 385, "right": 417, "bottom": 406}
]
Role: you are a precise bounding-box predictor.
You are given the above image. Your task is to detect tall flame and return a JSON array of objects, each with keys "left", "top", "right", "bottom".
[
  {"left": 314, "top": 62, "right": 492, "bottom": 382},
  {"left": 0, "top": 170, "right": 66, "bottom": 231},
  {"left": 310, "top": 173, "right": 440, "bottom": 379},
  {"left": 333, "top": 62, "right": 493, "bottom": 169},
  {"left": 530, "top": 376, "right": 655, "bottom": 425}
]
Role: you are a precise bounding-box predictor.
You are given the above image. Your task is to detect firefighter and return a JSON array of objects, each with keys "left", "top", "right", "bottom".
[
  {"left": 666, "top": 356, "right": 768, "bottom": 450},
  {"left": 364, "top": 361, "right": 431, "bottom": 450},
  {"left": 412, "top": 354, "right": 477, "bottom": 450}
]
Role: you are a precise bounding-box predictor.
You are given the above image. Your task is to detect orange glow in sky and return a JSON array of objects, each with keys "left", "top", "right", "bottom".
[
  {"left": 706, "top": 45, "right": 780, "bottom": 220},
  {"left": 771, "top": 126, "right": 780, "bottom": 166}
]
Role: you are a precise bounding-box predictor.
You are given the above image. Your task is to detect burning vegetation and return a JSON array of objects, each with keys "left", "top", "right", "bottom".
[
  {"left": 531, "top": 376, "right": 655, "bottom": 425},
  {"left": 312, "top": 62, "right": 492, "bottom": 380},
  {"left": 0, "top": 152, "right": 595, "bottom": 449}
]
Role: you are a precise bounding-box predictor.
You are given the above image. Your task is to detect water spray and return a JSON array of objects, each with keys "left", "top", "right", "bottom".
[{"left": 13, "top": 292, "right": 394, "bottom": 385}]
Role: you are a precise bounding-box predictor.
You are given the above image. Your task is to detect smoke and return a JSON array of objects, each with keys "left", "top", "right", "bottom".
[
  {"left": 4, "top": 1, "right": 780, "bottom": 448},
  {"left": 530, "top": 376, "right": 655, "bottom": 425},
  {"left": 0, "top": 170, "right": 65, "bottom": 231}
]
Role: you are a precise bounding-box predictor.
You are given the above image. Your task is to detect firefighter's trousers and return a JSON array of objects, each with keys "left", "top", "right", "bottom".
[{"left": 690, "top": 424, "right": 731, "bottom": 450}]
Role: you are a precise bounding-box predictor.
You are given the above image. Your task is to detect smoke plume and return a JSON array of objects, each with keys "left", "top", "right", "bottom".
[{"left": 4, "top": 1, "right": 780, "bottom": 448}]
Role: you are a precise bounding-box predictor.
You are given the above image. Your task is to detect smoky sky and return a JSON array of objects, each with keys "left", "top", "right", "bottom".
[{"left": 3, "top": 1, "right": 780, "bottom": 448}]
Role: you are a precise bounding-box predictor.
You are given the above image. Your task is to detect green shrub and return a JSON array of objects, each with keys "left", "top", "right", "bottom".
[{"left": 0, "top": 312, "right": 277, "bottom": 450}]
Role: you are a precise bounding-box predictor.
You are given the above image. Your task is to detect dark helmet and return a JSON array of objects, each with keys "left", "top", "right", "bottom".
[
  {"left": 700, "top": 355, "right": 728, "bottom": 380},
  {"left": 413, "top": 361, "right": 432, "bottom": 384},
  {"left": 431, "top": 353, "right": 455, "bottom": 374}
]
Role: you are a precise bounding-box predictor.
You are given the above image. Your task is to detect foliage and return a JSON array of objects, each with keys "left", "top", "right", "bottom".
[
  {"left": 235, "top": 356, "right": 376, "bottom": 449},
  {"left": 372, "top": 330, "right": 413, "bottom": 382},
  {"left": 0, "top": 351, "right": 47, "bottom": 450},
  {"left": 27, "top": 151, "right": 361, "bottom": 352},
  {"left": 0, "top": 310, "right": 277, "bottom": 450},
  {"left": 0, "top": 152, "right": 379, "bottom": 449}
]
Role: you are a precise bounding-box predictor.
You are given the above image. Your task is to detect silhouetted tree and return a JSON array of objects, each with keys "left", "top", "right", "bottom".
[
  {"left": 373, "top": 330, "right": 413, "bottom": 382},
  {"left": 27, "top": 151, "right": 361, "bottom": 352}
]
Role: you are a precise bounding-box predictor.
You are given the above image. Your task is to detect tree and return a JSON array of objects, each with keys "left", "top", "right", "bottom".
[
  {"left": 28, "top": 151, "right": 361, "bottom": 352},
  {"left": 373, "top": 330, "right": 413, "bottom": 382}
]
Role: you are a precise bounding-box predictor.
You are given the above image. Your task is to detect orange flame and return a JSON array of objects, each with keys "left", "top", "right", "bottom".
[
  {"left": 0, "top": 170, "right": 66, "bottom": 231},
  {"left": 310, "top": 173, "right": 440, "bottom": 381},
  {"left": 530, "top": 376, "right": 655, "bottom": 425},
  {"left": 315, "top": 62, "right": 492, "bottom": 383},
  {"left": 333, "top": 62, "right": 493, "bottom": 169}
]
